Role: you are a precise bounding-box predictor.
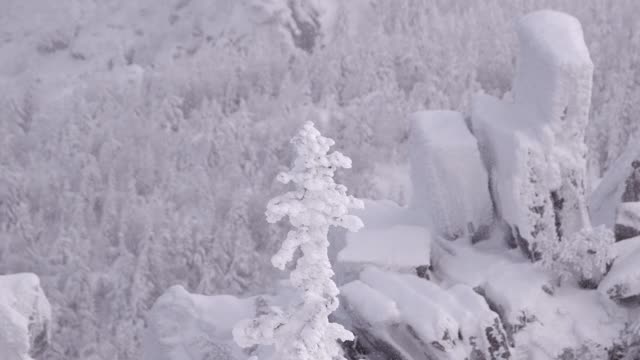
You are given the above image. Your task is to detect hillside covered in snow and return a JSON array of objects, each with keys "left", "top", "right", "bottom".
[
  {"left": 143, "top": 9, "right": 640, "bottom": 360},
  {"left": 2, "top": 1, "right": 640, "bottom": 360}
]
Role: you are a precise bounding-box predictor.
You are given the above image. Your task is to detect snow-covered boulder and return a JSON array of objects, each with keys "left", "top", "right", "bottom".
[
  {"left": 339, "top": 268, "right": 510, "bottom": 360},
  {"left": 615, "top": 202, "right": 640, "bottom": 241},
  {"left": 0, "top": 273, "right": 52, "bottom": 360},
  {"left": 337, "top": 225, "right": 432, "bottom": 277},
  {"left": 514, "top": 12, "right": 593, "bottom": 241},
  {"left": 408, "top": 110, "right": 493, "bottom": 241},
  {"left": 475, "top": 261, "right": 623, "bottom": 358},
  {"left": 599, "top": 240, "right": 640, "bottom": 303},
  {"left": 471, "top": 10, "right": 593, "bottom": 260},
  {"left": 471, "top": 94, "right": 554, "bottom": 259},
  {"left": 143, "top": 285, "right": 261, "bottom": 360},
  {"left": 513, "top": 10, "right": 593, "bottom": 137}
]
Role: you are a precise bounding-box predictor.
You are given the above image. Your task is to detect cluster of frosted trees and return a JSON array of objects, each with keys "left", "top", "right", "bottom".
[{"left": 1, "top": 0, "right": 640, "bottom": 359}]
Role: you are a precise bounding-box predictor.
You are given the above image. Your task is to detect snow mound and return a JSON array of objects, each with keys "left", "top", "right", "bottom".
[
  {"left": 408, "top": 110, "right": 493, "bottom": 240},
  {"left": 338, "top": 225, "right": 431, "bottom": 270},
  {"left": 143, "top": 285, "right": 260, "bottom": 360},
  {"left": 0, "top": 273, "right": 52, "bottom": 360}
]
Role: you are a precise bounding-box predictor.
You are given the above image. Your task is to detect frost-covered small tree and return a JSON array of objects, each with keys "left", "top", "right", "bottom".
[
  {"left": 541, "top": 225, "right": 614, "bottom": 287},
  {"left": 233, "top": 121, "right": 364, "bottom": 360}
]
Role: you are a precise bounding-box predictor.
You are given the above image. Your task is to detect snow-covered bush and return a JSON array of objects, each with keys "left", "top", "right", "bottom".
[
  {"left": 233, "top": 121, "right": 363, "bottom": 360},
  {"left": 541, "top": 225, "right": 614, "bottom": 287}
]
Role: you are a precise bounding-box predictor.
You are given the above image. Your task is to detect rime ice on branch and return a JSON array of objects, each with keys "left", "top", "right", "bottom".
[
  {"left": 472, "top": 10, "right": 596, "bottom": 267},
  {"left": 233, "top": 121, "right": 363, "bottom": 360}
]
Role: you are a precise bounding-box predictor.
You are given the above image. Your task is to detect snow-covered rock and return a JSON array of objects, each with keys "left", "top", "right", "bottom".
[
  {"left": 143, "top": 285, "right": 260, "bottom": 360},
  {"left": 599, "top": 242, "right": 640, "bottom": 303},
  {"left": 434, "top": 240, "right": 625, "bottom": 359},
  {"left": 408, "top": 110, "right": 493, "bottom": 241},
  {"left": 611, "top": 235, "right": 640, "bottom": 261},
  {"left": 338, "top": 225, "right": 432, "bottom": 273},
  {"left": 590, "top": 144, "right": 640, "bottom": 228},
  {"left": 513, "top": 10, "right": 593, "bottom": 136},
  {"left": 471, "top": 10, "right": 593, "bottom": 260},
  {"left": 615, "top": 202, "right": 640, "bottom": 241},
  {"left": 339, "top": 268, "right": 510, "bottom": 360},
  {"left": 471, "top": 94, "right": 553, "bottom": 259},
  {"left": 0, "top": 273, "right": 52, "bottom": 360}
]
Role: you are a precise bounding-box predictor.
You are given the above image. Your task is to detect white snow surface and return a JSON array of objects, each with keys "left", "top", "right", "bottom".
[
  {"left": 340, "top": 280, "right": 400, "bottom": 325},
  {"left": 516, "top": 10, "right": 591, "bottom": 68},
  {"left": 513, "top": 10, "right": 593, "bottom": 133},
  {"left": 338, "top": 225, "right": 431, "bottom": 269},
  {"left": 0, "top": 273, "right": 52, "bottom": 360},
  {"left": 408, "top": 110, "right": 493, "bottom": 239}
]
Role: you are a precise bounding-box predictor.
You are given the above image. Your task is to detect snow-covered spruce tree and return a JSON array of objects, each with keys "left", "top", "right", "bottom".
[{"left": 233, "top": 121, "right": 364, "bottom": 360}]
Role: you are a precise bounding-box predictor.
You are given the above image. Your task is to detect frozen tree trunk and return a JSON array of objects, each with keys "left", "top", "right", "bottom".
[
  {"left": 408, "top": 110, "right": 493, "bottom": 241},
  {"left": 0, "top": 273, "right": 52, "bottom": 360},
  {"left": 472, "top": 10, "right": 594, "bottom": 261}
]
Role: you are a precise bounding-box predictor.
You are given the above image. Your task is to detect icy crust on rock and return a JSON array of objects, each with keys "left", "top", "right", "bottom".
[
  {"left": 144, "top": 285, "right": 260, "bottom": 360},
  {"left": 338, "top": 225, "right": 431, "bottom": 270},
  {"left": 0, "top": 273, "right": 52, "bottom": 360},
  {"left": 409, "top": 110, "right": 493, "bottom": 240},
  {"left": 340, "top": 267, "right": 510, "bottom": 360}
]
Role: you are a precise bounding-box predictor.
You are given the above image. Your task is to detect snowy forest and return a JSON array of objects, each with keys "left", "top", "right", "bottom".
[{"left": 1, "top": 0, "right": 640, "bottom": 359}]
